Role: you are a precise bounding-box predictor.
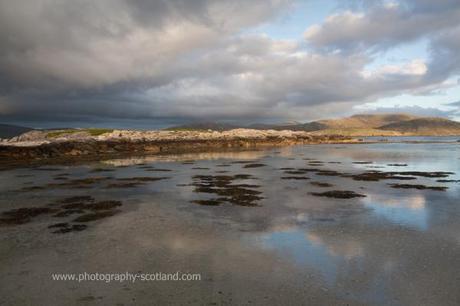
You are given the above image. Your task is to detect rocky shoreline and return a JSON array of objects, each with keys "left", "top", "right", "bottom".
[{"left": 0, "top": 129, "right": 357, "bottom": 166}]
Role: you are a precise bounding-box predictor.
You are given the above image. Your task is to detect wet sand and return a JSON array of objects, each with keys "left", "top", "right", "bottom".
[{"left": 0, "top": 141, "right": 460, "bottom": 305}]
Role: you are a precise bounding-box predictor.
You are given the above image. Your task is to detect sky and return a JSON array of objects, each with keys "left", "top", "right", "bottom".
[{"left": 0, "top": 0, "right": 459, "bottom": 129}]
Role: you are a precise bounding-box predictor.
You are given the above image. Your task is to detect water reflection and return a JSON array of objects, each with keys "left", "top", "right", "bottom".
[
  {"left": 102, "top": 150, "right": 269, "bottom": 166},
  {"left": 249, "top": 227, "right": 364, "bottom": 287},
  {"left": 1, "top": 141, "right": 460, "bottom": 305},
  {"left": 363, "top": 193, "right": 428, "bottom": 230}
]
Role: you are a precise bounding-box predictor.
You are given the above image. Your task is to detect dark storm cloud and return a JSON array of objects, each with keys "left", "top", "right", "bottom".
[
  {"left": 0, "top": 0, "right": 460, "bottom": 126},
  {"left": 0, "top": 0, "right": 289, "bottom": 91}
]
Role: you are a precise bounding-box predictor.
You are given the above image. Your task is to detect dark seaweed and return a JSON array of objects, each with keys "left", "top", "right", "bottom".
[
  {"left": 388, "top": 184, "right": 448, "bottom": 191},
  {"left": 52, "top": 224, "right": 88, "bottom": 234},
  {"left": 243, "top": 163, "right": 267, "bottom": 169},
  {"left": 0, "top": 207, "right": 57, "bottom": 225},
  {"left": 191, "top": 175, "right": 263, "bottom": 207},
  {"left": 310, "top": 190, "right": 366, "bottom": 199}
]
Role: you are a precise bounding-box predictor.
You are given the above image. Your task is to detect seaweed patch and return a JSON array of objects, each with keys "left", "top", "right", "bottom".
[
  {"left": 191, "top": 175, "right": 263, "bottom": 207},
  {"left": 310, "top": 190, "right": 366, "bottom": 199},
  {"left": 388, "top": 184, "right": 448, "bottom": 191},
  {"left": 243, "top": 163, "right": 267, "bottom": 169},
  {"left": 0, "top": 207, "right": 57, "bottom": 225}
]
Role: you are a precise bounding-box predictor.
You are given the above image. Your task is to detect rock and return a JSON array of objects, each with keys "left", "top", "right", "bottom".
[
  {"left": 0, "top": 128, "right": 356, "bottom": 164},
  {"left": 15, "top": 130, "right": 48, "bottom": 142}
]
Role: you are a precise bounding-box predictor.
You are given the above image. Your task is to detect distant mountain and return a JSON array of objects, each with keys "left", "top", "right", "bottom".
[
  {"left": 245, "top": 114, "right": 420, "bottom": 132},
  {"left": 0, "top": 124, "right": 34, "bottom": 139},
  {"left": 164, "top": 122, "right": 239, "bottom": 131},
  {"left": 316, "top": 114, "right": 420, "bottom": 129},
  {"left": 306, "top": 114, "right": 426, "bottom": 136},
  {"left": 302, "top": 114, "right": 460, "bottom": 135},
  {"left": 164, "top": 114, "right": 460, "bottom": 136},
  {"left": 378, "top": 117, "right": 460, "bottom": 135}
]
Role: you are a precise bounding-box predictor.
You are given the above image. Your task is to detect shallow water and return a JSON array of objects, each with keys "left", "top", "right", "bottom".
[
  {"left": 364, "top": 135, "right": 460, "bottom": 143},
  {"left": 1, "top": 142, "right": 460, "bottom": 305}
]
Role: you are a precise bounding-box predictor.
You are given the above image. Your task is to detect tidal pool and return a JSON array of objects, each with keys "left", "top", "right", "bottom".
[{"left": 0, "top": 141, "right": 459, "bottom": 305}]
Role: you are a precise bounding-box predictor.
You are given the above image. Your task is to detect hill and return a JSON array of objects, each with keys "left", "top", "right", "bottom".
[
  {"left": 309, "top": 114, "right": 460, "bottom": 135},
  {"left": 308, "top": 128, "right": 404, "bottom": 137},
  {"left": 315, "top": 114, "right": 420, "bottom": 130},
  {"left": 165, "top": 114, "right": 460, "bottom": 136},
  {"left": 0, "top": 124, "right": 34, "bottom": 139},
  {"left": 378, "top": 117, "right": 460, "bottom": 135}
]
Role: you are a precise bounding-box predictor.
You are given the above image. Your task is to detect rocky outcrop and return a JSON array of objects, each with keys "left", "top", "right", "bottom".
[{"left": 0, "top": 129, "right": 356, "bottom": 165}]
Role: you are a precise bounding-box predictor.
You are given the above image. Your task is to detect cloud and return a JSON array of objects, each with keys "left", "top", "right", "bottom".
[
  {"left": 304, "top": 0, "right": 460, "bottom": 53},
  {"left": 427, "top": 25, "right": 460, "bottom": 82},
  {"left": 0, "top": 0, "right": 290, "bottom": 92},
  {"left": 2, "top": 34, "right": 441, "bottom": 123},
  {"left": 361, "top": 59, "right": 428, "bottom": 78},
  {"left": 0, "top": 0, "right": 460, "bottom": 126},
  {"left": 445, "top": 100, "right": 460, "bottom": 117}
]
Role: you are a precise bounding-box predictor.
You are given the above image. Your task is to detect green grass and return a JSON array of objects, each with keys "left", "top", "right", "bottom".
[
  {"left": 46, "top": 129, "right": 79, "bottom": 138},
  {"left": 86, "top": 128, "right": 113, "bottom": 136},
  {"left": 46, "top": 128, "right": 113, "bottom": 138}
]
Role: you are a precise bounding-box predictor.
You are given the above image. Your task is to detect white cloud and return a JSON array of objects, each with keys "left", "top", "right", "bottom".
[
  {"left": 362, "top": 59, "right": 427, "bottom": 78},
  {"left": 304, "top": 0, "right": 460, "bottom": 52}
]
